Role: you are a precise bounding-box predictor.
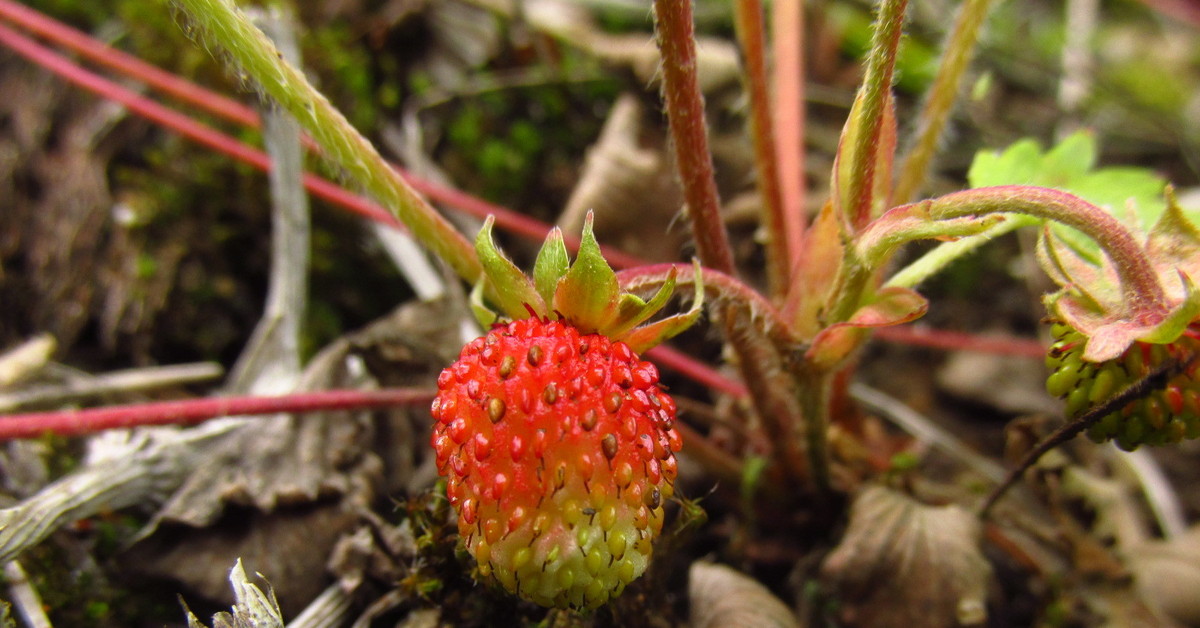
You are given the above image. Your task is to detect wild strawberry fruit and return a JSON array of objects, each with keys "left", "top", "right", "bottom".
[
  {"left": 431, "top": 316, "right": 681, "bottom": 608},
  {"left": 430, "top": 213, "right": 702, "bottom": 609},
  {"left": 1046, "top": 323, "right": 1200, "bottom": 450}
]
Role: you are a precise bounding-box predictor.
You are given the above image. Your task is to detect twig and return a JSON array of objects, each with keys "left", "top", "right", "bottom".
[
  {"left": 0, "top": 335, "right": 55, "bottom": 389},
  {"left": 0, "top": 388, "right": 435, "bottom": 440},
  {"left": 978, "top": 352, "right": 1197, "bottom": 517},
  {"left": 228, "top": 7, "right": 308, "bottom": 396},
  {"left": 0, "top": 362, "right": 223, "bottom": 414},
  {"left": 4, "top": 561, "right": 53, "bottom": 628}
]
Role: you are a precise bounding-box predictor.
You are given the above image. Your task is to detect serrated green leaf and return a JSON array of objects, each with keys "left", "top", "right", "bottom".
[
  {"left": 533, "top": 227, "right": 570, "bottom": 309},
  {"left": 554, "top": 211, "right": 620, "bottom": 333},
  {"left": 475, "top": 216, "right": 545, "bottom": 319}
]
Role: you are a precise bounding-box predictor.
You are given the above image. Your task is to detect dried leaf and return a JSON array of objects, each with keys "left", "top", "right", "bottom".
[
  {"left": 689, "top": 561, "right": 802, "bottom": 628},
  {"left": 183, "top": 559, "right": 284, "bottom": 628},
  {"left": 1130, "top": 525, "right": 1200, "bottom": 626},
  {"left": 820, "top": 486, "right": 992, "bottom": 628}
]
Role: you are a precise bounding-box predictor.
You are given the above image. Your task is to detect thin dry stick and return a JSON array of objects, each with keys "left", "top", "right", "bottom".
[{"left": 979, "top": 352, "right": 1197, "bottom": 517}]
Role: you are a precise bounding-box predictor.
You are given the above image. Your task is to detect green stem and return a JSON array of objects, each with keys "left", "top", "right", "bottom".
[
  {"left": 652, "top": 0, "right": 736, "bottom": 275},
  {"left": 734, "top": 0, "right": 789, "bottom": 297},
  {"left": 170, "top": 0, "right": 482, "bottom": 284},
  {"left": 796, "top": 366, "right": 832, "bottom": 493},
  {"left": 893, "top": 0, "right": 998, "bottom": 204},
  {"left": 846, "top": 0, "right": 909, "bottom": 229}
]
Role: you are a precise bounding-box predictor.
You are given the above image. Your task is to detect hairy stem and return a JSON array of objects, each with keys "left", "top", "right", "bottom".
[
  {"left": 617, "top": 263, "right": 797, "bottom": 345},
  {"left": 734, "top": 0, "right": 789, "bottom": 298},
  {"left": 170, "top": 0, "right": 482, "bottom": 283},
  {"left": 928, "top": 186, "right": 1169, "bottom": 316},
  {"left": 652, "top": 0, "right": 736, "bottom": 275},
  {"left": 772, "top": 0, "right": 808, "bottom": 271},
  {"left": 846, "top": 0, "right": 909, "bottom": 228},
  {"left": 894, "top": 0, "right": 998, "bottom": 203}
]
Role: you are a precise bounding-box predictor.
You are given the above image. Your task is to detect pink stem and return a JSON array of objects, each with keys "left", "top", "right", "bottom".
[
  {"left": 772, "top": 0, "right": 808, "bottom": 270},
  {"left": 873, "top": 326, "right": 1045, "bottom": 358},
  {"left": 0, "top": 388, "right": 435, "bottom": 440},
  {"left": 0, "top": 3, "right": 645, "bottom": 268},
  {"left": 734, "top": 0, "right": 790, "bottom": 298},
  {"left": 646, "top": 345, "right": 748, "bottom": 398}
]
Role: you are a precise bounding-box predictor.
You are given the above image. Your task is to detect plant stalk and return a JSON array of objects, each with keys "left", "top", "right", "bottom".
[
  {"left": 652, "top": 0, "right": 736, "bottom": 275},
  {"left": 734, "top": 0, "right": 790, "bottom": 298},
  {"left": 928, "top": 186, "right": 1169, "bottom": 315},
  {"left": 894, "top": 0, "right": 998, "bottom": 204},
  {"left": 170, "top": 0, "right": 482, "bottom": 284},
  {"left": 845, "top": 0, "right": 909, "bottom": 229},
  {"left": 0, "top": 388, "right": 436, "bottom": 440},
  {"left": 772, "top": 0, "right": 808, "bottom": 271}
]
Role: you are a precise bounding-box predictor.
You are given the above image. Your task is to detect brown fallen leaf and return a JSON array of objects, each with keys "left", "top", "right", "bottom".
[{"left": 820, "top": 485, "right": 992, "bottom": 628}]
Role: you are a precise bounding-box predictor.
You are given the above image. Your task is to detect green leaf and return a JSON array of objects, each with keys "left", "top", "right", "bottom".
[
  {"left": 533, "top": 226, "right": 570, "bottom": 308},
  {"left": 475, "top": 216, "right": 545, "bottom": 319},
  {"left": 606, "top": 268, "right": 678, "bottom": 339}
]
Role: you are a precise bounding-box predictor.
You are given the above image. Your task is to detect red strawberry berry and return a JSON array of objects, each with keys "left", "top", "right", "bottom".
[{"left": 431, "top": 316, "right": 682, "bottom": 609}]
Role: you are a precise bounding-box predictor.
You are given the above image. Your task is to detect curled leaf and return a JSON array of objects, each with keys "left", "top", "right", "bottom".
[{"left": 820, "top": 486, "right": 991, "bottom": 628}]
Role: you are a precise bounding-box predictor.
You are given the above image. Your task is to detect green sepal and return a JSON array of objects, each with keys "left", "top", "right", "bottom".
[
  {"left": 533, "top": 226, "right": 570, "bottom": 309},
  {"left": 470, "top": 280, "right": 499, "bottom": 328},
  {"left": 606, "top": 267, "right": 679, "bottom": 339},
  {"left": 475, "top": 216, "right": 546, "bottom": 319},
  {"left": 554, "top": 212, "right": 620, "bottom": 333},
  {"left": 620, "top": 260, "right": 705, "bottom": 354}
]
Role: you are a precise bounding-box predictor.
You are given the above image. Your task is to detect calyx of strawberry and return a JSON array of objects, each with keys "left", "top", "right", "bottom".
[
  {"left": 471, "top": 211, "right": 704, "bottom": 352},
  {"left": 1039, "top": 189, "right": 1200, "bottom": 362}
]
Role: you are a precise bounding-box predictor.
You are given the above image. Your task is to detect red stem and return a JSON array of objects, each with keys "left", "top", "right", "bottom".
[
  {"left": 0, "top": 4, "right": 645, "bottom": 268},
  {"left": 873, "top": 326, "right": 1045, "bottom": 358},
  {"left": 772, "top": 0, "right": 808, "bottom": 271},
  {"left": 0, "top": 388, "right": 435, "bottom": 440},
  {"left": 734, "top": 0, "right": 790, "bottom": 298},
  {"left": 653, "top": 0, "right": 736, "bottom": 275}
]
